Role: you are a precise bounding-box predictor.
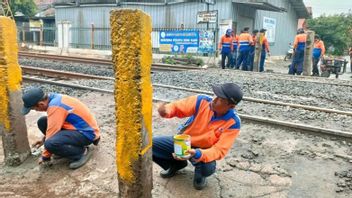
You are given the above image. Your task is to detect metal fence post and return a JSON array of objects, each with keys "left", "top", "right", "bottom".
[
  {"left": 40, "top": 24, "right": 43, "bottom": 46},
  {"left": 91, "top": 23, "right": 95, "bottom": 49},
  {"left": 22, "top": 23, "right": 25, "bottom": 46}
]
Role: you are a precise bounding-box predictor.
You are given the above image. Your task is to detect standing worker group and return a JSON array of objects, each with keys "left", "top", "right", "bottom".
[
  {"left": 311, "top": 35, "right": 325, "bottom": 76},
  {"left": 289, "top": 28, "right": 307, "bottom": 75}
]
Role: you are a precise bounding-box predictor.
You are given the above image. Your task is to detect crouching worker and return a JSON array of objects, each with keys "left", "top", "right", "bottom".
[
  {"left": 22, "top": 87, "right": 100, "bottom": 169},
  {"left": 153, "top": 83, "right": 243, "bottom": 190}
]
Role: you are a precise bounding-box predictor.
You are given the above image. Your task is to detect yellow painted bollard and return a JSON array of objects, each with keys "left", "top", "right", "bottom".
[
  {"left": 110, "top": 10, "right": 153, "bottom": 197},
  {"left": 0, "top": 16, "right": 30, "bottom": 166}
]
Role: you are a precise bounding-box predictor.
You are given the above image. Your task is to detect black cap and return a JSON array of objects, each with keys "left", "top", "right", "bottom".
[
  {"left": 260, "top": 28, "right": 267, "bottom": 33},
  {"left": 243, "top": 27, "right": 250, "bottom": 31},
  {"left": 22, "top": 87, "right": 45, "bottom": 115},
  {"left": 252, "top": 29, "right": 259, "bottom": 34},
  {"left": 212, "top": 83, "right": 243, "bottom": 105}
]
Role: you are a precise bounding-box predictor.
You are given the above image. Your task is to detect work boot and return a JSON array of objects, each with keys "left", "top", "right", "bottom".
[
  {"left": 193, "top": 176, "right": 207, "bottom": 190},
  {"left": 160, "top": 163, "right": 187, "bottom": 178},
  {"left": 69, "top": 147, "right": 93, "bottom": 169}
]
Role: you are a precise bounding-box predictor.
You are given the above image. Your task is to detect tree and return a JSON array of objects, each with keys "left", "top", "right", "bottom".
[
  {"left": 307, "top": 12, "right": 352, "bottom": 55},
  {"left": 9, "top": 0, "right": 37, "bottom": 17}
]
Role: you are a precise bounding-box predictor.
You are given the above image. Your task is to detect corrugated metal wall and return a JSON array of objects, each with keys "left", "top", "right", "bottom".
[
  {"left": 255, "top": 0, "right": 298, "bottom": 55},
  {"left": 55, "top": 0, "right": 300, "bottom": 55}
]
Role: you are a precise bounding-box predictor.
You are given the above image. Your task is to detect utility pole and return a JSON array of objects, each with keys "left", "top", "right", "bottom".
[
  {"left": 110, "top": 9, "right": 153, "bottom": 198},
  {"left": 303, "top": 30, "right": 314, "bottom": 76},
  {"left": 253, "top": 32, "right": 263, "bottom": 72}
]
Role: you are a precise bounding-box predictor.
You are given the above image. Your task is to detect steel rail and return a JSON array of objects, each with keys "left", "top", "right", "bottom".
[
  {"left": 22, "top": 76, "right": 352, "bottom": 138},
  {"left": 21, "top": 66, "right": 352, "bottom": 116},
  {"left": 19, "top": 51, "right": 202, "bottom": 71}
]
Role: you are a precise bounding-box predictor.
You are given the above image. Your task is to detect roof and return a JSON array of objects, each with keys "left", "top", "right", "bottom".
[
  {"left": 289, "top": 0, "right": 311, "bottom": 18},
  {"left": 233, "top": 0, "right": 286, "bottom": 12}
]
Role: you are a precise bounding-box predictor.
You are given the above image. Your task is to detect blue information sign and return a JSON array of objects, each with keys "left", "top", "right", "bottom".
[{"left": 159, "top": 30, "right": 199, "bottom": 53}]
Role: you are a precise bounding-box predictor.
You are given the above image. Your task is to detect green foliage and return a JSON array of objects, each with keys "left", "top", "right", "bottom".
[
  {"left": 9, "top": 0, "right": 37, "bottom": 17},
  {"left": 307, "top": 13, "right": 352, "bottom": 55}
]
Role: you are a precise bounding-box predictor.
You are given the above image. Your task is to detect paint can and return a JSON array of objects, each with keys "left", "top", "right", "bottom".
[{"left": 173, "top": 134, "right": 191, "bottom": 158}]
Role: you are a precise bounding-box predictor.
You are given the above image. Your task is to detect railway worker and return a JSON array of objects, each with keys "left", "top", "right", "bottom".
[
  {"left": 311, "top": 35, "right": 325, "bottom": 76},
  {"left": 21, "top": 87, "right": 100, "bottom": 169},
  {"left": 219, "top": 29, "right": 233, "bottom": 69},
  {"left": 153, "top": 83, "right": 242, "bottom": 190},
  {"left": 259, "top": 29, "right": 270, "bottom": 72},
  {"left": 236, "top": 27, "right": 253, "bottom": 71},
  {"left": 289, "top": 28, "right": 307, "bottom": 75},
  {"left": 248, "top": 29, "right": 259, "bottom": 71},
  {"left": 230, "top": 30, "right": 239, "bottom": 69}
]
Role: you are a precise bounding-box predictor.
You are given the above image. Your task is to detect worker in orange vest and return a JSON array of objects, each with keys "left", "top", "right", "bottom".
[
  {"left": 259, "top": 29, "right": 270, "bottom": 72},
  {"left": 236, "top": 27, "right": 253, "bottom": 71},
  {"left": 312, "top": 34, "right": 325, "bottom": 76},
  {"left": 218, "top": 29, "right": 233, "bottom": 69},
  {"left": 289, "top": 28, "right": 307, "bottom": 75}
]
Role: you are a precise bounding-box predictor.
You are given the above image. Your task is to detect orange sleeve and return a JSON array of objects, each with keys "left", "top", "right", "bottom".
[
  {"left": 218, "top": 36, "right": 223, "bottom": 49},
  {"left": 163, "top": 95, "right": 197, "bottom": 118},
  {"left": 293, "top": 36, "right": 298, "bottom": 49},
  {"left": 248, "top": 34, "right": 253, "bottom": 44},
  {"left": 199, "top": 128, "right": 240, "bottom": 163},
  {"left": 321, "top": 41, "right": 325, "bottom": 55},
  {"left": 264, "top": 37, "right": 270, "bottom": 52},
  {"left": 42, "top": 106, "right": 68, "bottom": 159},
  {"left": 45, "top": 106, "right": 68, "bottom": 139}
]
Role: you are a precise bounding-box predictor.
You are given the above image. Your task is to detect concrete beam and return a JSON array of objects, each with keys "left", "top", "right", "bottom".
[
  {"left": 110, "top": 10, "right": 153, "bottom": 197},
  {"left": 0, "top": 16, "right": 31, "bottom": 166}
]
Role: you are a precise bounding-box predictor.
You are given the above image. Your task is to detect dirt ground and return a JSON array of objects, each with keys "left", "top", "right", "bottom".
[{"left": 0, "top": 91, "right": 351, "bottom": 198}]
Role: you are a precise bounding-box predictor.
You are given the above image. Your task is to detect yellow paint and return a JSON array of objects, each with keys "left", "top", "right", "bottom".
[
  {"left": 0, "top": 17, "right": 22, "bottom": 131},
  {"left": 111, "top": 10, "right": 152, "bottom": 184}
]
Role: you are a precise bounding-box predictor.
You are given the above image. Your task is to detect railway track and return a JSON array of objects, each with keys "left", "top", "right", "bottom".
[
  {"left": 21, "top": 66, "right": 352, "bottom": 116},
  {"left": 22, "top": 68, "right": 352, "bottom": 138},
  {"left": 19, "top": 51, "right": 203, "bottom": 72}
]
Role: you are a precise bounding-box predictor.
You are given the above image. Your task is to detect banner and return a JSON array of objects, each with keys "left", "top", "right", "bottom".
[
  {"left": 198, "top": 30, "right": 215, "bottom": 53},
  {"left": 159, "top": 30, "right": 199, "bottom": 53},
  {"left": 197, "top": 10, "right": 218, "bottom": 24},
  {"left": 263, "top": 17, "right": 276, "bottom": 43}
]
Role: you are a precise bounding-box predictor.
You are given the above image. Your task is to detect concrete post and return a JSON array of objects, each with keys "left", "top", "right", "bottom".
[
  {"left": 110, "top": 10, "right": 153, "bottom": 198},
  {"left": 0, "top": 16, "right": 31, "bottom": 166},
  {"left": 303, "top": 30, "right": 314, "bottom": 76},
  {"left": 253, "top": 32, "right": 262, "bottom": 72},
  {"left": 40, "top": 24, "right": 43, "bottom": 46}
]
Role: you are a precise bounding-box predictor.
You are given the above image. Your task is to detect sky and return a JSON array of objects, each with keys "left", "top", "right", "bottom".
[{"left": 303, "top": 0, "right": 352, "bottom": 18}]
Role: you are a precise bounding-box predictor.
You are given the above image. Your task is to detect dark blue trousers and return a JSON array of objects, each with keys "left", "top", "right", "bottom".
[
  {"left": 221, "top": 52, "right": 231, "bottom": 69},
  {"left": 152, "top": 136, "right": 216, "bottom": 179},
  {"left": 247, "top": 46, "right": 255, "bottom": 71},
  {"left": 259, "top": 51, "right": 266, "bottom": 72},
  {"left": 37, "top": 116, "right": 92, "bottom": 161},
  {"left": 289, "top": 50, "right": 304, "bottom": 75},
  {"left": 237, "top": 49, "right": 250, "bottom": 70}
]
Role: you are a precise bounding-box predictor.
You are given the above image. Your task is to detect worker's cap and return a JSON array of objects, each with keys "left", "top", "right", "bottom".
[
  {"left": 212, "top": 83, "right": 243, "bottom": 105},
  {"left": 22, "top": 87, "right": 45, "bottom": 115},
  {"left": 226, "top": 29, "right": 233, "bottom": 35},
  {"left": 260, "top": 28, "right": 267, "bottom": 33},
  {"left": 314, "top": 34, "right": 320, "bottom": 39},
  {"left": 252, "top": 29, "right": 259, "bottom": 34},
  {"left": 243, "top": 27, "right": 250, "bottom": 31}
]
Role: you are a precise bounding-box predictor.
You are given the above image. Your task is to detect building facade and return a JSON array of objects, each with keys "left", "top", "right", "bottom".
[{"left": 54, "top": 0, "right": 310, "bottom": 55}]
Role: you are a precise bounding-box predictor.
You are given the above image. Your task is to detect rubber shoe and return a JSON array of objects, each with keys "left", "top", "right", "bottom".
[
  {"left": 69, "top": 147, "right": 92, "bottom": 169},
  {"left": 160, "top": 163, "right": 187, "bottom": 178},
  {"left": 193, "top": 176, "right": 207, "bottom": 190}
]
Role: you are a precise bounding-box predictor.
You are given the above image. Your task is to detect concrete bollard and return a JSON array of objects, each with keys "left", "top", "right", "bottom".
[
  {"left": 303, "top": 30, "right": 314, "bottom": 76},
  {"left": 110, "top": 10, "right": 153, "bottom": 198},
  {"left": 0, "top": 16, "right": 30, "bottom": 166}
]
